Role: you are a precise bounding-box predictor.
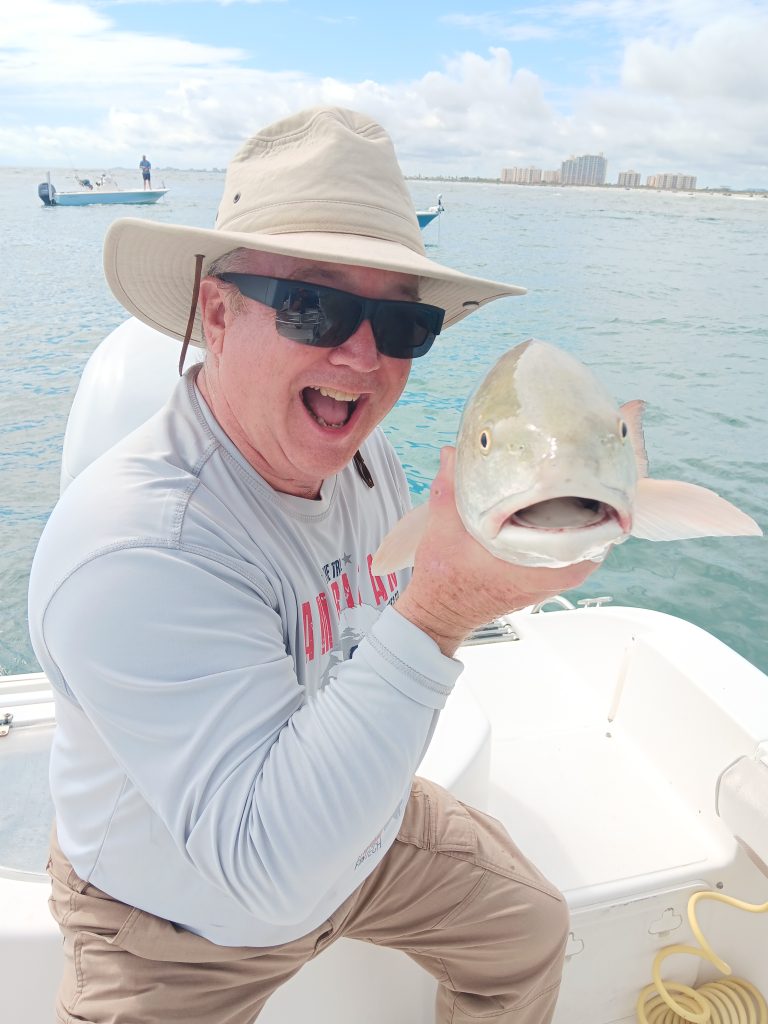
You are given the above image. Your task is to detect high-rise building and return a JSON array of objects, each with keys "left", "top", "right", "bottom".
[
  {"left": 561, "top": 153, "right": 607, "bottom": 186},
  {"left": 542, "top": 170, "right": 561, "bottom": 184},
  {"left": 501, "top": 166, "right": 543, "bottom": 184},
  {"left": 618, "top": 171, "right": 642, "bottom": 188},
  {"left": 647, "top": 173, "right": 697, "bottom": 190}
]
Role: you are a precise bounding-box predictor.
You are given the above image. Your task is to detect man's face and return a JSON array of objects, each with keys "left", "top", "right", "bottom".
[{"left": 198, "top": 252, "right": 416, "bottom": 497}]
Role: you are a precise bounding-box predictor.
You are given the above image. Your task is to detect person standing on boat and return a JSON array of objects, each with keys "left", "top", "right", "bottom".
[
  {"left": 29, "top": 107, "right": 597, "bottom": 1024},
  {"left": 139, "top": 154, "right": 151, "bottom": 189}
]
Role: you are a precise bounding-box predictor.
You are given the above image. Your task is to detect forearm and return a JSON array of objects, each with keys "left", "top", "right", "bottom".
[{"left": 393, "top": 587, "right": 471, "bottom": 657}]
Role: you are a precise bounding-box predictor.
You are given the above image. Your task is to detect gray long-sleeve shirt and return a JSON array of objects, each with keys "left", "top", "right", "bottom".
[{"left": 28, "top": 370, "right": 461, "bottom": 946}]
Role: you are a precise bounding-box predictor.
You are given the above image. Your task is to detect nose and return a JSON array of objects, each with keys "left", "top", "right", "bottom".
[{"left": 328, "top": 318, "right": 380, "bottom": 371}]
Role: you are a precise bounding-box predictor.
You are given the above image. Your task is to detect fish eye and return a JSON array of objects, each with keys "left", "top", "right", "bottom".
[
  {"left": 620, "top": 420, "right": 628, "bottom": 439},
  {"left": 479, "top": 429, "right": 491, "bottom": 454}
]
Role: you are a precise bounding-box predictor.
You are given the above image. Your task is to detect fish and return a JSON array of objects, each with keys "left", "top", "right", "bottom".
[{"left": 372, "top": 339, "right": 762, "bottom": 572}]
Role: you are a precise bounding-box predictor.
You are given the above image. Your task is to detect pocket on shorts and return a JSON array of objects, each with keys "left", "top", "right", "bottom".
[
  {"left": 109, "top": 907, "right": 250, "bottom": 964},
  {"left": 46, "top": 833, "right": 249, "bottom": 965},
  {"left": 396, "top": 777, "right": 476, "bottom": 856},
  {"left": 397, "top": 778, "right": 564, "bottom": 902},
  {"left": 48, "top": 848, "right": 137, "bottom": 935}
]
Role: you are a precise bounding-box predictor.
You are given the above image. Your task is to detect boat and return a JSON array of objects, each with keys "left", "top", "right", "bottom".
[
  {"left": 37, "top": 172, "right": 169, "bottom": 207},
  {"left": 416, "top": 193, "right": 444, "bottom": 229},
  {"left": 3, "top": 318, "right": 767, "bottom": 1024}
]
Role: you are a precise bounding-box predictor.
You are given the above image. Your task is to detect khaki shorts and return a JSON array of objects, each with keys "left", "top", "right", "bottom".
[{"left": 48, "top": 777, "right": 568, "bottom": 1024}]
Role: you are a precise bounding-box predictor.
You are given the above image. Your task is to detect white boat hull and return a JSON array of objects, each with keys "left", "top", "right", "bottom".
[
  {"left": 51, "top": 188, "right": 168, "bottom": 206},
  {"left": 37, "top": 175, "right": 169, "bottom": 207},
  {"left": 3, "top": 604, "right": 767, "bottom": 1023},
  {"left": 416, "top": 194, "right": 444, "bottom": 229}
]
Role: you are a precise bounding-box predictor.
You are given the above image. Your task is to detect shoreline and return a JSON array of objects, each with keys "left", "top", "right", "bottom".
[{"left": 406, "top": 177, "right": 768, "bottom": 199}]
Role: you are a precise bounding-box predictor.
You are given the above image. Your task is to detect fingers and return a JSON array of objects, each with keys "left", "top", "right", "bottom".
[
  {"left": 535, "top": 559, "right": 597, "bottom": 590},
  {"left": 481, "top": 557, "right": 599, "bottom": 606}
]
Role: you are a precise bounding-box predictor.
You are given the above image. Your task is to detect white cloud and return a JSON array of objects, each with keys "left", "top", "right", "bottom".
[
  {"left": 438, "top": 2, "right": 722, "bottom": 49},
  {"left": 1, "top": 1, "right": 767, "bottom": 187},
  {"left": 622, "top": 15, "right": 768, "bottom": 102},
  {"left": 0, "top": 1, "right": 245, "bottom": 101},
  {"left": 545, "top": 0, "right": 759, "bottom": 31},
  {"left": 441, "top": 13, "right": 555, "bottom": 42}
]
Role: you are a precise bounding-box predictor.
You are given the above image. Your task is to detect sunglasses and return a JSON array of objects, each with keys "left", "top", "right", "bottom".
[{"left": 217, "top": 273, "right": 445, "bottom": 359}]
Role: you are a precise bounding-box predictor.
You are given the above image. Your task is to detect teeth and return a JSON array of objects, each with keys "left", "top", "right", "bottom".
[{"left": 310, "top": 386, "right": 360, "bottom": 402}]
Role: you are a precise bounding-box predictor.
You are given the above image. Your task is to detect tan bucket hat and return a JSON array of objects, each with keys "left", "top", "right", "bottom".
[{"left": 103, "top": 106, "right": 525, "bottom": 348}]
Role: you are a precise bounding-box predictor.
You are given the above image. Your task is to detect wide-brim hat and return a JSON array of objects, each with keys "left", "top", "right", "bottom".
[{"left": 104, "top": 106, "right": 526, "bottom": 348}]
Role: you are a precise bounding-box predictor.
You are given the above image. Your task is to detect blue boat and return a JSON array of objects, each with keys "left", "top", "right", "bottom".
[
  {"left": 38, "top": 173, "right": 168, "bottom": 207},
  {"left": 416, "top": 194, "right": 444, "bottom": 229}
]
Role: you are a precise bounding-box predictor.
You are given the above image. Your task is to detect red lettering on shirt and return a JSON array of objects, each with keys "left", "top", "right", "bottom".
[
  {"left": 330, "top": 580, "right": 341, "bottom": 615},
  {"left": 302, "top": 601, "right": 314, "bottom": 662},
  {"left": 317, "top": 592, "right": 333, "bottom": 655}
]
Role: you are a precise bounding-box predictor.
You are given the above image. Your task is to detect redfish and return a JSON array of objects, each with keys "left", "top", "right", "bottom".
[{"left": 373, "top": 339, "right": 761, "bottom": 571}]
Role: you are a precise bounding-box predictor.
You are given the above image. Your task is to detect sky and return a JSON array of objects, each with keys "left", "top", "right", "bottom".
[{"left": 1, "top": 0, "right": 767, "bottom": 189}]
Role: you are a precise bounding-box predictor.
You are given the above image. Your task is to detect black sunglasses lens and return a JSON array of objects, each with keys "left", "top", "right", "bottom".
[
  {"left": 315, "top": 290, "right": 363, "bottom": 346},
  {"left": 372, "top": 304, "right": 438, "bottom": 358},
  {"left": 274, "top": 285, "right": 362, "bottom": 347},
  {"left": 266, "top": 279, "right": 441, "bottom": 358}
]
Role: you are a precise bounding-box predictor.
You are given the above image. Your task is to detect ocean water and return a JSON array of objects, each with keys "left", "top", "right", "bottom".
[{"left": 1, "top": 167, "right": 766, "bottom": 675}]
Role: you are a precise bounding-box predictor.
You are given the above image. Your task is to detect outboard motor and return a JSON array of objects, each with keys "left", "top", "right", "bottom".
[
  {"left": 60, "top": 318, "right": 204, "bottom": 493},
  {"left": 38, "top": 181, "right": 57, "bottom": 206}
]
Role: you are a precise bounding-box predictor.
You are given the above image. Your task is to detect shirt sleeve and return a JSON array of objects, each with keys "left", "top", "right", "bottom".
[{"left": 39, "top": 543, "right": 461, "bottom": 925}]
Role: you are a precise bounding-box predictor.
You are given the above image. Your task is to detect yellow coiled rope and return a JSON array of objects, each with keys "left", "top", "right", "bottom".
[{"left": 637, "top": 891, "right": 768, "bottom": 1024}]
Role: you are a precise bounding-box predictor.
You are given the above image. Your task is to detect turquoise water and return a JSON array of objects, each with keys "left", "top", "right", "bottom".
[{"left": 1, "top": 168, "right": 766, "bottom": 674}]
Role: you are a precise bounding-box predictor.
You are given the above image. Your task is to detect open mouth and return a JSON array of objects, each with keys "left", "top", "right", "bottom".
[
  {"left": 301, "top": 386, "right": 360, "bottom": 429},
  {"left": 505, "top": 497, "right": 619, "bottom": 532}
]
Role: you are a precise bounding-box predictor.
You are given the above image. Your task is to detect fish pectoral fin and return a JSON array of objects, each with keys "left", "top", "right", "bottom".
[
  {"left": 619, "top": 399, "right": 649, "bottom": 477},
  {"left": 371, "top": 504, "right": 431, "bottom": 574},
  {"left": 631, "top": 478, "right": 763, "bottom": 541}
]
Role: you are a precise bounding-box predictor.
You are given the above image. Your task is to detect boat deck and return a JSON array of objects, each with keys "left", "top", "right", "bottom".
[{"left": 3, "top": 606, "right": 767, "bottom": 1024}]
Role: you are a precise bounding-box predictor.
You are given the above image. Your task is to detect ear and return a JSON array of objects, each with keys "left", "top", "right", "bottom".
[{"left": 198, "top": 277, "right": 228, "bottom": 355}]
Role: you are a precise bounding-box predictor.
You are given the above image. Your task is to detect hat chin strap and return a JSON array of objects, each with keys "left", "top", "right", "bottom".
[
  {"left": 179, "top": 253, "right": 206, "bottom": 376},
  {"left": 353, "top": 450, "right": 374, "bottom": 489}
]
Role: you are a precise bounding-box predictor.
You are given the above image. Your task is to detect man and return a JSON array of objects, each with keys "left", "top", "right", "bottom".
[
  {"left": 29, "top": 107, "right": 596, "bottom": 1024},
  {"left": 139, "top": 153, "right": 151, "bottom": 188}
]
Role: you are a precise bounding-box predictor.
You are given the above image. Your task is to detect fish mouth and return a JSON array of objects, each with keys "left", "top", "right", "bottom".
[
  {"left": 507, "top": 496, "right": 621, "bottom": 532},
  {"left": 471, "top": 492, "right": 632, "bottom": 568},
  {"left": 482, "top": 492, "right": 632, "bottom": 539}
]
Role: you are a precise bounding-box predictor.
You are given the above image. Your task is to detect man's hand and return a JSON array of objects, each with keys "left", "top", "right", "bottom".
[{"left": 394, "top": 447, "right": 599, "bottom": 657}]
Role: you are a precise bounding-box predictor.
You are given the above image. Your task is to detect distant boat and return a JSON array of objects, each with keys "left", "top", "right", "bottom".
[
  {"left": 38, "top": 172, "right": 168, "bottom": 207},
  {"left": 416, "top": 194, "right": 444, "bottom": 229}
]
